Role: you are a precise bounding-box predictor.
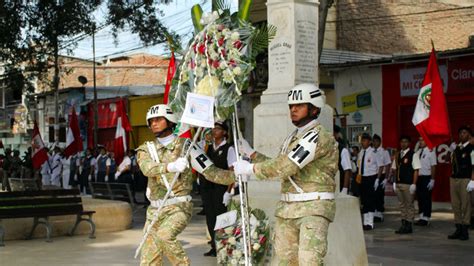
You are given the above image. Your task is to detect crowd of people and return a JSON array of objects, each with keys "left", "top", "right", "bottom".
[
  {"left": 335, "top": 124, "right": 474, "bottom": 240},
  {"left": 0, "top": 145, "right": 146, "bottom": 202}
]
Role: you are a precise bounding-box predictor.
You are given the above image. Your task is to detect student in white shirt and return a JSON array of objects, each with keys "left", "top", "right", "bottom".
[
  {"left": 372, "top": 134, "right": 392, "bottom": 222},
  {"left": 414, "top": 137, "right": 437, "bottom": 226}
]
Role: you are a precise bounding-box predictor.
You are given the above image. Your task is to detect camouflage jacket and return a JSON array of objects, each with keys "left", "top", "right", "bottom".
[
  {"left": 137, "top": 137, "right": 234, "bottom": 200},
  {"left": 137, "top": 137, "right": 194, "bottom": 200},
  {"left": 253, "top": 121, "right": 338, "bottom": 221}
]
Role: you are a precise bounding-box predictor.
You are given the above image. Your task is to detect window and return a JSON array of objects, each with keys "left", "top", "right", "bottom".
[{"left": 347, "top": 124, "right": 372, "bottom": 148}]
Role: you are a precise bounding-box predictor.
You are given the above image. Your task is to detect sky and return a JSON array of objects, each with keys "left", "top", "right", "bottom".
[{"left": 62, "top": 0, "right": 238, "bottom": 60}]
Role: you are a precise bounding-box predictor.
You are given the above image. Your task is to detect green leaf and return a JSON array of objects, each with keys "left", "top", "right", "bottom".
[
  {"left": 212, "top": 0, "right": 232, "bottom": 12},
  {"left": 191, "top": 4, "right": 204, "bottom": 33},
  {"left": 238, "top": 0, "right": 252, "bottom": 21},
  {"left": 250, "top": 23, "right": 277, "bottom": 58}
]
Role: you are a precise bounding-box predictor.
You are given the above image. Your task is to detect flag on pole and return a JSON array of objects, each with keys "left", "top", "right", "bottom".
[
  {"left": 31, "top": 121, "right": 49, "bottom": 169},
  {"left": 114, "top": 101, "right": 132, "bottom": 165},
  {"left": 63, "top": 107, "right": 83, "bottom": 158},
  {"left": 163, "top": 52, "right": 176, "bottom": 104},
  {"left": 412, "top": 48, "right": 450, "bottom": 149}
]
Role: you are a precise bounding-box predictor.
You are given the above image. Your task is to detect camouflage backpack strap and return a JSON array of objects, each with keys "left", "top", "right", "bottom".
[{"left": 146, "top": 141, "right": 175, "bottom": 197}]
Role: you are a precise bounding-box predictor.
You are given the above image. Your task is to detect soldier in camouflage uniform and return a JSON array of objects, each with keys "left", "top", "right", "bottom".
[
  {"left": 137, "top": 104, "right": 235, "bottom": 266},
  {"left": 232, "top": 84, "right": 338, "bottom": 266}
]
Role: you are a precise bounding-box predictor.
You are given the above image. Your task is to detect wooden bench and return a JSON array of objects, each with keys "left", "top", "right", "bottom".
[
  {"left": 8, "top": 178, "right": 39, "bottom": 192},
  {"left": 89, "top": 182, "right": 135, "bottom": 209},
  {"left": 0, "top": 189, "right": 95, "bottom": 246}
]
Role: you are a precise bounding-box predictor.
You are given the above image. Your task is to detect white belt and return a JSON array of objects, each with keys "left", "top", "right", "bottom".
[
  {"left": 149, "top": 195, "right": 192, "bottom": 208},
  {"left": 280, "top": 192, "right": 335, "bottom": 202}
]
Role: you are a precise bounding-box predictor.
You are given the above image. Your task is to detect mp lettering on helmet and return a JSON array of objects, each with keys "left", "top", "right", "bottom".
[
  {"left": 309, "top": 89, "right": 322, "bottom": 99},
  {"left": 289, "top": 89, "right": 303, "bottom": 101},
  {"left": 149, "top": 106, "right": 160, "bottom": 114},
  {"left": 288, "top": 130, "right": 319, "bottom": 168},
  {"left": 190, "top": 144, "right": 213, "bottom": 174}
]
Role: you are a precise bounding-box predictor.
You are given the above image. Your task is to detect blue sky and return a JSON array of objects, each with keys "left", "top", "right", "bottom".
[{"left": 63, "top": 0, "right": 238, "bottom": 60}]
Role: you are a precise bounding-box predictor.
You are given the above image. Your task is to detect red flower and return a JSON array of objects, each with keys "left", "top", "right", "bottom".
[
  {"left": 229, "top": 59, "right": 236, "bottom": 67},
  {"left": 227, "top": 248, "right": 233, "bottom": 256},
  {"left": 212, "top": 60, "right": 220, "bottom": 69},
  {"left": 233, "top": 40, "right": 242, "bottom": 49},
  {"left": 234, "top": 227, "right": 241, "bottom": 236},
  {"left": 259, "top": 236, "right": 266, "bottom": 244},
  {"left": 218, "top": 37, "right": 225, "bottom": 47},
  {"left": 221, "top": 239, "right": 228, "bottom": 245},
  {"left": 220, "top": 49, "right": 227, "bottom": 57},
  {"left": 198, "top": 44, "right": 206, "bottom": 54},
  {"left": 189, "top": 60, "right": 195, "bottom": 69}
]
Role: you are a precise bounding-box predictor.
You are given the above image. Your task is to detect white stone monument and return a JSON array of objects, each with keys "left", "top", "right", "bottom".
[{"left": 248, "top": 0, "right": 368, "bottom": 264}]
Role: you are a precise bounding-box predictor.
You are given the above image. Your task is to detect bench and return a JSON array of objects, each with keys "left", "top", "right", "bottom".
[
  {"left": 89, "top": 182, "right": 135, "bottom": 209},
  {"left": 8, "top": 178, "right": 39, "bottom": 192},
  {"left": 0, "top": 189, "right": 95, "bottom": 246}
]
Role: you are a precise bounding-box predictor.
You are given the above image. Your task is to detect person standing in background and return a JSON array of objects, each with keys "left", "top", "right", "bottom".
[
  {"left": 106, "top": 151, "right": 117, "bottom": 182},
  {"left": 96, "top": 146, "right": 109, "bottom": 182},
  {"left": 334, "top": 125, "right": 352, "bottom": 194},
  {"left": 414, "top": 137, "right": 437, "bottom": 226},
  {"left": 61, "top": 153, "right": 71, "bottom": 189},
  {"left": 372, "top": 134, "right": 392, "bottom": 223}
]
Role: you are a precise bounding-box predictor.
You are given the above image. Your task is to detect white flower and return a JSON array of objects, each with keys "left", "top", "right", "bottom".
[
  {"left": 233, "top": 250, "right": 242, "bottom": 258},
  {"left": 230, "top": 259, "right": 238, "bottom": 265},
  {"left": 195, "top": 67, "right": 204, "bottom": 78},
  {"left": 231, "top": 31, "right": 240, "bottom": 41},
  {"left": 200, "top": 59, "right": 207, "bottom": 67},
  {"left": 224, "top": 227, "right": 234, "bottom": 235},
  {"left": 251, "top": 231, "right": 258, "bottom": 239},
  {"left": 222, "top": 29, "right": 231, "bottom": 38},
  {"left": 195, "top": 75, "right": 220, "bottom": 96},
  {"left": 232, "top": 66, "right": 242, "bottom": 76},
  {"left": 223, "top": 70, "right": 234, "bottom": 84},
  {"left": 219, "top": 61, "right": 227, "bottom": 69},
  {"left": 253, "top": 243, "right": 261, "bottom": 251},
  {"left": 228, "top": 237, "right": 237, "bottom": 245}
]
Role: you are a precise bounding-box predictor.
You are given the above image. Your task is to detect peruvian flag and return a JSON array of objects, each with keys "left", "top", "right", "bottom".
[
  {"left": 31, "top": 121, "right": 49, "bottom": 169},
  {"left": 412, "top": 48, "right": 450, "bottom": 149},
  {"left": 63, "top": 107, "right": 83, "bottom": 158},
  {"left": 114, "top": 101, "right": 132, "bottom": 165},
  {"left": 163, "top": 52, "right": 192, "bottom": 139}
]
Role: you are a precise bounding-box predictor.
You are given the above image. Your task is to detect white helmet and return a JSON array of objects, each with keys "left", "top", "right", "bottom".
[
  {"left": 287, "top": 83, "right": 325, "bottom": 108},
  {"left": 146, "top": 104, "right": 178, "bottom": 126}
]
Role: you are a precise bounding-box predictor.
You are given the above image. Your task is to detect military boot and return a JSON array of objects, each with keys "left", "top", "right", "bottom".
[
  {"left": 459, "top": 225, "right": 469, "bottom": 241},
  {"left": 448, "top": 224, "right": 462, "bottom": 239},
  {"left": 395, "top": 220, "right": 406, "bottom": 234},
  {"left": 401, "top": 221, "right": 413, "bottom": 234}
]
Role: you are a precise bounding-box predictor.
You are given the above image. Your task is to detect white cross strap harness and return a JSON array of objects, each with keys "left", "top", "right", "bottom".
[
  {"left": 149, "top": 195, "right": 192, "bottom": 208},
  {"left": 146, "top": 141, "right": 175, "bottom": 197},
  {"left": 281, "top": 192, "right": 335, "bottom": 202}
]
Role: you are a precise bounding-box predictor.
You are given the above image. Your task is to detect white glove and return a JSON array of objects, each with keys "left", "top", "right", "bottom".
[
  {"left": 222, "top": 191, "right": 233, "bottom": 206},
  {"left": 409, "top": 184, "right": 416, "bottom": 194},
  {"left": 167, "top": 157, "right": 189, "bottom": 173},
  {"left": 88, "top": 175, "right": 92, "bottom": 181},
  {"left": 392, "top": 182, "right": 397, "bottom": 193},
  {"left": 233, "top": 160, "right": 254, "bottom": 177},
  {"left": 467, "top": 180, "right": 474, "bottom": 192},
  {"left": 115, "top": 172, "right": 120, "bottom": 178},
  {"left": 105, "top": 176, "right": 109, "bottom": 182},
  {"left": 381, "top": 179, "right": 387, "bottom": 189},
  {"left": 341, "top": 187, "right": 348, "bottom": 195},
  {"left": 374, "top": 179, "right": 380, "bottom": 191},
  {"left": 238, "top": 139, "right": 255, "bottom": 158},
  {"left": 427, "top": 179, "right": 435, "bottom": 191}
]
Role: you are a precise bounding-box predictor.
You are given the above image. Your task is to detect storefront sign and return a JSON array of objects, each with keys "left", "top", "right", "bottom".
[
  {"left": 448, "top": 57, "right": 474, "bottom": 93},
  {"left": 342, "top": 90, "right": 372, "bottom": 113},
  {"left": 399, "top": 65, "right": 448, "bottom": 96}
]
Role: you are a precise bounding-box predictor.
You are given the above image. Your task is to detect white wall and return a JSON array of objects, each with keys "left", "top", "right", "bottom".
[{"left": 333, "top": 66, "right": 383, "bottom": 137}]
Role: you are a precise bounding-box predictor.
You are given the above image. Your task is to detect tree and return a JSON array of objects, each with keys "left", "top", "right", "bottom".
[{"left": 0, "top": 0, "right": 179, "bottom": 141}]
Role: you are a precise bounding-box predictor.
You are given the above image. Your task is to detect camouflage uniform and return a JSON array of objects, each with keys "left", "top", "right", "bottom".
[
  {"left": 254, "top": 122, "right": 337, "bottom": 266},
  {"left": 137, "top": 137, "right": 233, "bottom": 265},
  {"left": 137, "top": 137, "right": 193, "bottom": 266}
]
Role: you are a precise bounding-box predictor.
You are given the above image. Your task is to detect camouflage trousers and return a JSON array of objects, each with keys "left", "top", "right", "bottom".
[
  {"left": 272, "top": 215, "right": 330, "bottom": 266},
  {"left": 140, "top": 201, "right": 193, "bottom": 266}
]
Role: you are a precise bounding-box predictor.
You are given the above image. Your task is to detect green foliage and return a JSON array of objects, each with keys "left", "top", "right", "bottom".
[
  {"left": 0, "top": 0, "right": 178, "bottom": 95},
  {"left": 249, "top": 23, "right": 276, "bottom": 58}
]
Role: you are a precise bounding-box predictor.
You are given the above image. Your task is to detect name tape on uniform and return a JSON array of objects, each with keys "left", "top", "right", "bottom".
[{"left": 288, "top": 130, "right": 319, "bottom": 169}]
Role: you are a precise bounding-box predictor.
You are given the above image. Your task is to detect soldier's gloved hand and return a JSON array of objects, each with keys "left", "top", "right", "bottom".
[
  {"left": 392, "top": 182, "right": 397, "bottom": 193},
  {"left": 374, "top": 179, "right": 380, "bottom": 191},
  {"left": 115, "top": 171, "right": 120, "bottom": 178},
  {"left": 222, "top": 191, "right": 233, "bottom": 206},
  {"left": 233, "top": 160, "right": 254, "bottom": 177},
  {"left": 466, "top": 180, "right": 474, "bottom": 192},
  {"left": 381, "top": 179, "right": 387, "bottom": 189},
  {"left": 167, "top": 157, "right": 189, "bottom": 173},
  {"left": 341, "top": 187, "right": 348, "bottom": 195},
  {"left": 427, "top": 179, "right": 435, "bottom": 190},
  {"left": 238, "top": 139, "right": 255, "bottom": 158},
  {"left": 409, "top": 184, "right": 416, "bottom": 194}
]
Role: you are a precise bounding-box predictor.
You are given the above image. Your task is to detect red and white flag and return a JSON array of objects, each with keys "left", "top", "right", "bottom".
[
  {"left": 63, "top": 107, "right": 83, "bottom": 158},
  {"left": 31, "top": 121, "right": 49, "bottom": 169},
  {"left": 114, "top": 101, "right": 132, "bottom": 165},
  {"left": 412, "top": 48, "right": 450, "bottom": 149}
]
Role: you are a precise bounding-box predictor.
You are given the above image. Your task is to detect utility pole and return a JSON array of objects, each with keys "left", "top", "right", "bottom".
[
  {"left": 92, "top": 25, "right": 98, "bottom": 148},
  {"left": 53, "top": 4, "right": 60, "bottom": 145}
]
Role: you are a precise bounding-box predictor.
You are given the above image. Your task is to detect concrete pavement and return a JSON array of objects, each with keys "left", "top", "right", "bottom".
[{"left": 1, "top": 195, "right": 474, "bottom": 265}]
